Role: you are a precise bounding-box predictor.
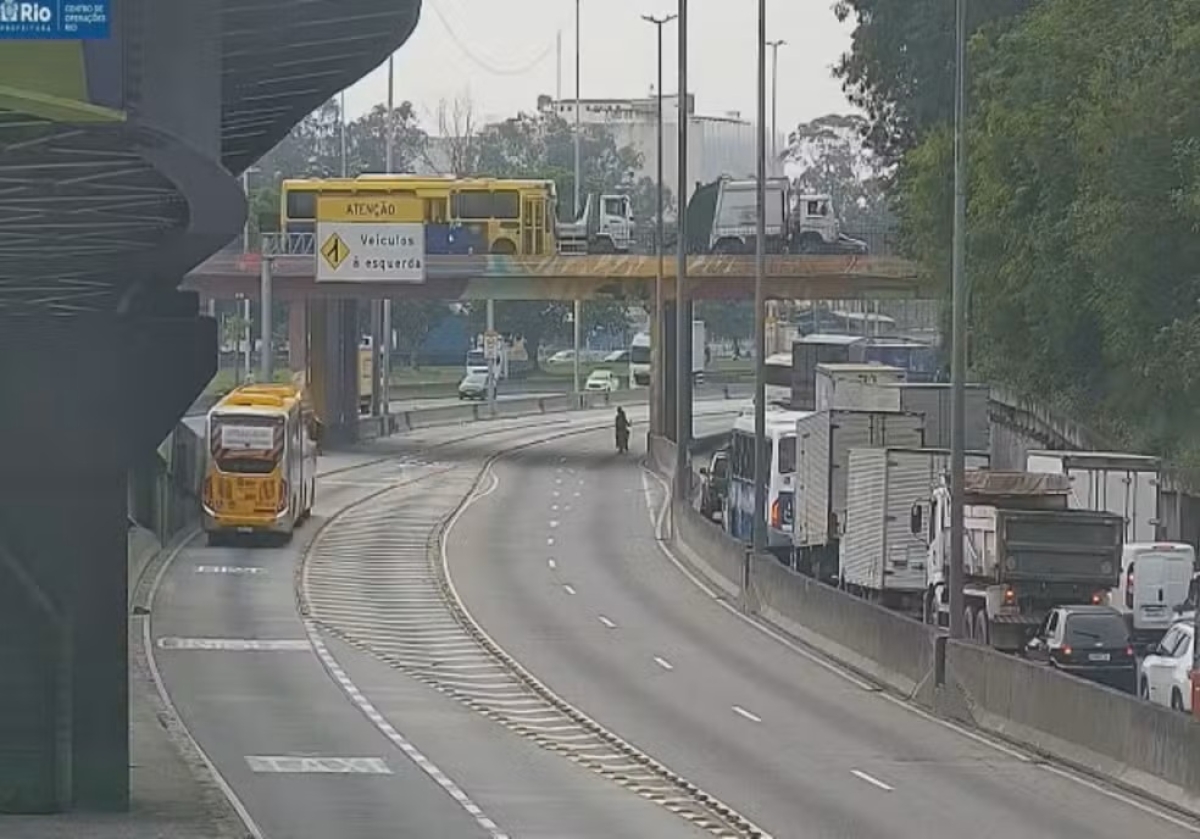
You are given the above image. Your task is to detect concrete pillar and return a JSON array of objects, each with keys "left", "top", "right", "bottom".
[
  {"left": 0, "top": 306, "right": 215, "bottom": 813},
  {"left": 287, "top": 300, "right": 307, "bottom": 373},
  {"left": 662, "top": 302, "right": 678, "bottom": 442}
]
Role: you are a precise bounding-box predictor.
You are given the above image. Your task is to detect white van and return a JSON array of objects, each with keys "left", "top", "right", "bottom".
[{"left": 1117, "top": 543, "right": 1196, "bottom": 639}]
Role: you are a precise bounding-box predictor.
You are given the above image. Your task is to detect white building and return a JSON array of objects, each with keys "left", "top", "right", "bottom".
[{"left": 539, "top": 93, "right": 785, "bottom": 203}]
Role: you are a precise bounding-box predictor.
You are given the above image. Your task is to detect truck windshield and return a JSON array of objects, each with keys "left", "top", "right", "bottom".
[
  {"left": 1064, "top": 614, "right": 1128, "bottom": 647},
  {"left": 630, "top": 345, "right": 651, "bottom": 364},
  {"left": 210, "top": 415, "right": 284, "bottom": 474}
]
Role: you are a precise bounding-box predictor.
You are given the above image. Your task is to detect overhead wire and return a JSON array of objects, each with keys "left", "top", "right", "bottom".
[{"left": 425, "top": 0, "right": 556, "bottom": 77}]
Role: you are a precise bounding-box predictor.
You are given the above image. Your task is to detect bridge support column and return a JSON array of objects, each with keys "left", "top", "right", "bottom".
[
  {"left": 662, "top": 302, "right": 679, "bottom": 442},
  {"left": 0, "top": 302, "right": 215, "bottom": 813},
  {"left": 306, "top": 298, "right": 360, "bottom": 445}
]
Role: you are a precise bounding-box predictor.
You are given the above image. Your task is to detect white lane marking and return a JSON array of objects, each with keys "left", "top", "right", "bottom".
[
  {"left": 549, "top": 520, "right": 559, "bottom": 529},
  {"left": 573, "top": 491, "right": 581, "bottom": 498},
  {"left": 553, "top": 490, "right": 560, "bottom": 498},
  {"left": 598, "top": 615, "right": 617, "bottom": 629},
  {"left": 547, "top": 537, "right": 555, "bottom": 546},
  {"left": 157, "top": 638, "right": 310, "bottom": 652},
  {"left": 246, "top": 756, "right": 391, "bottom": 774},
  {"left": 146, "top": 536, "right": 265, "bottom": 839},
  {"left": 551, "top": 504, "right": 559, "bottom": 511},
  {"left": 547, "top": 559, "right": 557, "bottom": 570},
  {"left": 851, "top": 769, "right": 894, "bottom": 792},
  {"left": 732, "top": 705, "right": 762, "bottom": 724},
  {"left": 638, "top": 468, "right": 1200, "bottom": 834},
  {"left": 555, "top": 478, "right": 563, "bottom": 485},
  {"left": 195, "top": 565, "right": 263, "bottom": 575},
  {"left": 563, "top": 584, "right": 577, "bottom": 596},
  {"left": 306, "top": 624, "right": 510, "bottom": 839},
  {"left": 564, "top": 505, "right": 572, "bottom": 512},
  {"left": 654, "top": 656, "right": 674, "bottom": 671}
]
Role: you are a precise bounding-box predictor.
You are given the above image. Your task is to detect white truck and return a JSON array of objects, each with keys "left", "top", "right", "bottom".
[
  {"left": 917, "top": 470, "right": 1125, "bottom": 651},
  {"left": 628, "top": 320, "right": 705, "bottom": 389},
  {"left": 1025, "top": 450, "right": 1161, "bottom": 543},
  {"left": 791, "top": 193, "right": 868, "bottom": 255},
  {"left": 556, "top": 193, "right": 635, "bottom": 255},
  {"left": 815, "top": 363, "right": 907, "bottom": 412},
  {"left": 793, "top": 409, "right": 926, "bottom": 582},
  {"left": 841, "top": 447, "right": 990, "bottom": 612}
]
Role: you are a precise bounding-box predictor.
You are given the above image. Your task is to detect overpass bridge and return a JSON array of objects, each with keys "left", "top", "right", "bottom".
[
  {"left": 187, "top": 235, "right": 928, "bottom": 440},
  {"left": 0, "top": 0, "right": 422, "bottom": 814}
]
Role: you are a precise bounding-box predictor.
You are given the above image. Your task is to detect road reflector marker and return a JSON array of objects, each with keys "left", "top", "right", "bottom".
[
  {"left": 157, "top": 638, "right": 311, "bottom": 652},
  {"left": 245, "top": 756, "right": 391, "bottom": 774}
]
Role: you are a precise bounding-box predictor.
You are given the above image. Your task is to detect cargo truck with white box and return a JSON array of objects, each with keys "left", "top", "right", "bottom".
[
  {"left": 914, "top": 471, "right": 1124, "bottom": 651},
  {"left": 874, "top": 382, "right": 990, "bottom": 451},
  {"left": 793, "top": 409, "right": 926, "bottom": 582},
  {"left": 814, "top": 363, "right": 907, "bottom": 412},
  {"left": 840, "top": 447, "right": 990, "bottom": 611},
  {"left": 1025, "top": 450, "right": 1161, "bottom": 543}
]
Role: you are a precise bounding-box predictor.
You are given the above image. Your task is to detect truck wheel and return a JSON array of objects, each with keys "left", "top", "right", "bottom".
[
  {"left": 974, "top": 609, "right": 990, "bottom": 645},
  {"left": 1172, "top": 689, "right": 1186, "bottom": 712},
  {"left": 963, "top": 606, "right": 976, "bottom": 641}
]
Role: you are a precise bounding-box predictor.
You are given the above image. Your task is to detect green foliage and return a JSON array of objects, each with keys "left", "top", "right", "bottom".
[
  {"left": 897, "top": 0, "right": 1200, "bottom": 458},
  {"left": 391, "top": 301, "right": 453, "bottom": 367},
  {"left": 786, "top": 113, "right": 894, "bottom": 232},
  {"left": 832, "top": 0, "right": 1035, "bottom": 163},
  {"left": 695, "top": 301, "right": 753, "bottom": 355}
]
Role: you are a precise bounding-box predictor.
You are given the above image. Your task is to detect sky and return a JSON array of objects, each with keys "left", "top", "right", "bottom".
[{"left": 341, "top": 0, "right": 857, "bottom": 135}]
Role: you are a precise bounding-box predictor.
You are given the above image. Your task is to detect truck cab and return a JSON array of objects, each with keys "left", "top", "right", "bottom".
[
  {"left": 791, "top": 193, "right": 868, "bottom": 255},
  {"left": 556, "top": 194, "right": 634, "bottom": 255}
]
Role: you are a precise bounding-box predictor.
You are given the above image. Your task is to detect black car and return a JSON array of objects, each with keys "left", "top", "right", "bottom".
[{"left": 1025, "top": 605, "right": 1138, "bottom": 693}]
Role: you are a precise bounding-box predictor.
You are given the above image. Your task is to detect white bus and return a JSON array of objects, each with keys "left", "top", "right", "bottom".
[
  {"left": 725, "top": 409, "right": 813, "bottom": 557},
  {"left": 629, "top": 332, "right": 651, "bottom": 388}
]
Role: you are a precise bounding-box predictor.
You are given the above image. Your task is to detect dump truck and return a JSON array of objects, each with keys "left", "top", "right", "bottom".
[
  {"left": 917, "top": 471, "right": 1124, "bottom": 651},
  {"left": 556, "top": 193, "right": 635, "bottom": 255}
]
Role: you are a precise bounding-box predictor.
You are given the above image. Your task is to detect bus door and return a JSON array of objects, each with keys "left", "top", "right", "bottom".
[{"left": 523, "top": 195, "right": 548, "bottom": 255}]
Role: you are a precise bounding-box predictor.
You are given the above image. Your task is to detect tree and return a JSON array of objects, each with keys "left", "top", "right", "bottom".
[
  {"left": 897, "top": 0, "right": 1200, "bottom": 459},
  {"left": 785, "top": 113, "right": 894, "bottom": 233},
  {"left": 255, "top": 97, "right": 426, "bottom": 182},
  {"left": 464, "top": 300, "right": 631, "bottom": 371},
  {"left": 429, "top": 93, "right": 480, "bottom": 176},
  {"left": 832, "top": 0, "right": 1035, "bottom": 164},
  {"left": 390, "top": 301, "right": 452, "bottom": 369}
]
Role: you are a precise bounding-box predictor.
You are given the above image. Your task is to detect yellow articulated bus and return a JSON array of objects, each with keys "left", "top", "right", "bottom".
[
  {"left": 281, "top": 175, "right": 557, "bottom": 257},
  {"left": 202, "top": 382, "right": 319, "bottom": 545}
]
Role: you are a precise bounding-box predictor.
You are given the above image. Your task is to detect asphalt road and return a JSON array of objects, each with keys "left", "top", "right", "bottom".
[
  {"left": 446, "top": 426, "right": 1200, "bottom": 839},
  {"left": 151, "top": 408, "right": 736, "bottom": 839}
]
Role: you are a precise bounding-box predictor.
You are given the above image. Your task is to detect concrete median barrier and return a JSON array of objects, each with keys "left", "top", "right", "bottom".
[
  {"left": 672, "top": 499, "right": 746, "bottom": 601},
  {"left": 748, "top": 557, "right": 938, "bottom": 699},
  {"left": 943, "top": 640, "right": 1200, "bottom": 812}
]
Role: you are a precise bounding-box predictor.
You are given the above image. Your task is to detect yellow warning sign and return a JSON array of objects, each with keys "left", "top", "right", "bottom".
[
  {"left": 320, "top": 232, "right": 349, "bottom": 271},
  {"left": 317, "top": 195, "right": 421, "bottom": 223}
]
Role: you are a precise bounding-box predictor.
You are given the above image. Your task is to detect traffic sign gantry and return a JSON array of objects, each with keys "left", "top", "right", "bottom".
[{"left": 315, "top": 195, "right": 426, "bottom": 283}]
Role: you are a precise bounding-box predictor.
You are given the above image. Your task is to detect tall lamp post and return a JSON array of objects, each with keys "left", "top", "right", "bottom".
[
  {"left": 949, "top": 0, "right": 969, "bottom": 639},
  {"left": 673, "top": 0, "right": 690, "bottom": 495},
  {"left": 766, "top": 39, "right": 786, "bottom": 170},
  {"left": 642, "top": 12, "right": 677, "bottom": 435},
  {"left": 752, "top": 1, "right": 769, "bottom": 554}
]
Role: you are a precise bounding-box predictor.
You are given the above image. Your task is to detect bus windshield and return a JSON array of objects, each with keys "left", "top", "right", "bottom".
[
  {"left": 630, "top": 344, "right": 651, "bottom": 365},
  {"left": 210, "top": 414, "right": 284, "bottom": 474}
]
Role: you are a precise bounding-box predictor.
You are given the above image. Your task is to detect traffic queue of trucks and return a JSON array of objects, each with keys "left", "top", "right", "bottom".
[{"left": 709, "top": 354, "right": 1196, "bottom": 653}]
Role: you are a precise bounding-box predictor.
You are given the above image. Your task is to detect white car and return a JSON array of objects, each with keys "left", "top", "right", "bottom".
[
  {"left": 548, "top": 349, "right": 575, "bottom": 364},
  {"left": 458, "top": 370, "right": 488, "bottom": 400},
  {"left": 585, "top": 370, "right": 619, "bottom": 393},
  {"left": 1139, "top": 620, "right": 1193, "bottom": 712}
]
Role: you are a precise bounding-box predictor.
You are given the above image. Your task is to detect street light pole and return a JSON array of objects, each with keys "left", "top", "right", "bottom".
[
  {"left": 674, "top": 0, "right": 690, "bottom": 495},
  {"left": 385, "top": 54, "right": 395, "bottom": 174},
  {"left": 643, "top": 12, "right": 677, "bottom": 436},
  {"left": 949, "top": 0, "right": 968, "bottom": 640},
  {"left": 752, "top": 0, "right": 768, "bottom": 554},
  {"left": 574, "top": 0, "right": 582, "bottom": 219},
  {"left": 767, "top": 39, "right": 786, "bottom": 170},
  {"left": 339, "top": 90, "right": 347, "bottom": 177}
]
